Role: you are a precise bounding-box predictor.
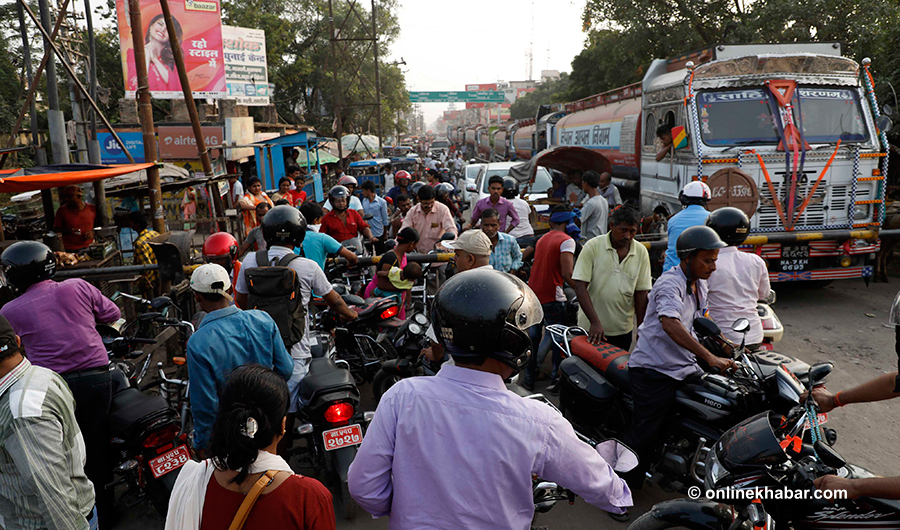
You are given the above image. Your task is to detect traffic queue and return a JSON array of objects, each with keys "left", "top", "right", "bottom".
[{"left": 0, "top": 152, "right": 897, "bottom": 530}]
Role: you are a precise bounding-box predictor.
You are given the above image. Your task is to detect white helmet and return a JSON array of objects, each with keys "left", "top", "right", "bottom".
[
  {"left": 679, "top": 180, "right": 712, "bottom": 205},
  {"left": 338, "top": 175, "right": 358, "bottom": 187}
]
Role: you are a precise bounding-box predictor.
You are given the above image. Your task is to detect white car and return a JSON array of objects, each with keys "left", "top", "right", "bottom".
[
  {"left": 466, "top": 161, "right": 553, "bottom": 215},
  {"left": 460, "top": 163, "right": 484, "bottom": 203}
]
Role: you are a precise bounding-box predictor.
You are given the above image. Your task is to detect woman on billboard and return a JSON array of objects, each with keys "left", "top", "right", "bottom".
[{"left": 143, "top": 14, "right": 183, "bottom": 91}]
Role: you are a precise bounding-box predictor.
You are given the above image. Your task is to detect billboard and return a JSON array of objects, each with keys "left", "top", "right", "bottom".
[
  {"left": 116, "top": 0, "right": 227, "bottom": 99},
  {"left": 222, "top": 25, "right": 269, "bottom": 106},
  {"left": 465, "top": 83, "right": 497, "bottom": 91},
  {"left": 98, "top": 132, "right": 148, "bottom": 164},
  {"left": 224, "top": 117, "right": 255, "bottom": 161},
  {"left": 158, "top": 125, "right": 224, "bottom": 159}
]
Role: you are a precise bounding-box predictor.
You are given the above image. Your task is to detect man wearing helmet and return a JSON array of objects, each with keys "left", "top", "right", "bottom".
[
  {"left": 202, "top": 232, "right": 241, "bottom": 287},
  {"left": 705, "top": 207, "right": 770, "bottom": 347},
  {"left": 386, "top": 170, "right": 412, "bottom": 203},
  {"left": 320, "top": 185, "right": 377, "bottom": 245},
  {"left": 349, "top": 270, "right": 633, "bottom": 527},
  {"left": 324, "top": 175, "right": 364, "bottom": 212},
  {"left": 625, "top": 225, "right": 735, "bottom": 487},
  {"left": 662, "top": 180, "right": 712, "bottom": 272},
  {"left": 234, "top": 206, "right": 358, "bottom": 450}
]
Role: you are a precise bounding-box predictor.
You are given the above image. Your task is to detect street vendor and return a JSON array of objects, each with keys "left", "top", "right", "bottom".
[{"left": 53, "top": 185, "right": 96, "bottom": 252}]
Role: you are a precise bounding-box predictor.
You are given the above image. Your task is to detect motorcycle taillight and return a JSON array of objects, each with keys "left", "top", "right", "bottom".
[
  {"left": 143, "top": 424, "right": 180, "bottom": 450},
  {"left": 380, "top": 306, "right": 399, "bottom": 320},
  {"left": 324, "top": 402, "right": 355, "bottom": 424}
]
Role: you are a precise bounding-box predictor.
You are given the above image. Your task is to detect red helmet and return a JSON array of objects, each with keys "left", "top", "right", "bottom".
[
  {"left": 202, "top": 232, "right": 238, "bottom": 260},
  {"left": 395, "top": 170, "right": 411, "bottom": 182},
  {"left": 385, "top": 196, "right": 394, "bottom": 205}
]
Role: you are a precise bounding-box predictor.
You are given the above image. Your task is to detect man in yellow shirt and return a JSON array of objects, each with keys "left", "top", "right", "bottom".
[{"left": 573, "top": 207, "right": 652, "bottom": 351}]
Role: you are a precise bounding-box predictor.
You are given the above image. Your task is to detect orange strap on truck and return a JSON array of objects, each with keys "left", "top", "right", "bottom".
[
  {"left": 749, "top": 149, "right": 790, "bottom": 231},
  {"left": 792, "top": 139, "right": 842, "bottom": 225}
]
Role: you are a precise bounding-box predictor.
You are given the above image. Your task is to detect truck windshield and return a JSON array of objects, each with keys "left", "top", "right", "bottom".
[{"left": 697, "top": 87, "right": 869, "bottom": 147}]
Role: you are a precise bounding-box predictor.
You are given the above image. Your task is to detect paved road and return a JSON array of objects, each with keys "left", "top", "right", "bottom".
[{"left": 116, "top": 278, "right": 900, "bottom": 529}]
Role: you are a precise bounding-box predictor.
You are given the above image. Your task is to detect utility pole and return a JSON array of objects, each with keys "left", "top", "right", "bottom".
[
  {"left": 370, "top": 0, "right": 383, "bottom": 154},
  {"left": 128, "top": 0, "right": 166, "bottom": 233},
  {"left": 84, "top": 0, "right": 108, "bottom": 226},
  {"left": 328, "top": 0, "right": 343, "bottom": 164},
  {"left": 16, "top": 1, "right": 54, "bottom": 226},
  {"left": 38, "top": 0, "right": 70, "bottom": 169}
]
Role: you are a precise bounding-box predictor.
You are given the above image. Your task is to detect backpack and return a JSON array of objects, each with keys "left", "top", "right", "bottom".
[{"left": 245, "top": 250, "right": 307, "bottom": 349}]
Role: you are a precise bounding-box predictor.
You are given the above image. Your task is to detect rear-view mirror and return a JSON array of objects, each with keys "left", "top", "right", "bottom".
[
  {"left": 808, "top": 362, "right": 834, "bottom": 387},
  {"left": 731, "top": 318, "right": 751, "bottom": 334}
]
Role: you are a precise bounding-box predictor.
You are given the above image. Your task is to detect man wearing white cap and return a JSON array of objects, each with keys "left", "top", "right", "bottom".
[
  {"left": 422, "top": 230, "right": 496, "bottom": 363},
  {"left": 185, "top": 263, "right": 293, "bottom": 455}
]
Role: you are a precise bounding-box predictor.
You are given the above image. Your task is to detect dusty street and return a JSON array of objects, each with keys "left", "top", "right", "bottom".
[{"left": 118, "top": 278, "right": 900, "bottom": 529}]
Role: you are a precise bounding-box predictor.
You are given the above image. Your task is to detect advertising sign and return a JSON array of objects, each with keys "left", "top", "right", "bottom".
[
  {"left": 116, "top": 0, "right": 227, "bottom": 99},
  {"left": 224, "top": 117, "right": 255, "bottom": 161},
  {"left": 221, "top": 25, "right": 269, "bottom": 106},
  {"left": 465, "top": 83, "right": 498, "bottom": 91},
  {"left": 158, "top": 126, "right": 224, "bottom": 159},
  {"left": 98, "top": 132, "right": 148, "bottom": 163}
]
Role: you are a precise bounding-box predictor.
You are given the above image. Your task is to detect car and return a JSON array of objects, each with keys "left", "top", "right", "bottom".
[
  {"left": 466, "top": 161, "right": 553, "bottom": 218},
  {"left": 460, "top": 163, "right": 484, "bottom": 202}
]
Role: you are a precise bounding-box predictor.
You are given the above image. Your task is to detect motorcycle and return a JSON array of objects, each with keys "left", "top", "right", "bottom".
[
  {"left": 294, "top": 330, "right": 375, "bottom": 520},
  {"left": 627, "top": 362, "right": 896, "bottom": 530},
  {"left": 546, "top": 316, "right": 823, "bottom": 491},
  {"left": 370, "top": 312, "right": 434, "bottom": 402}
]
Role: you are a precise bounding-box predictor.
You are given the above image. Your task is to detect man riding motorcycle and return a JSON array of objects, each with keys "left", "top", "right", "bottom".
[
  {"left": 319, "top": 185, "right": 376, "bottom": 246},
  {"left": 201, "top": 232, "right": 240, "bottom": 285},
  {"left": 348, "top": 270, "right": 633, "bottom": 527},
  {"left": 624, "top": 225, "right": 736, "bottom": 488}
]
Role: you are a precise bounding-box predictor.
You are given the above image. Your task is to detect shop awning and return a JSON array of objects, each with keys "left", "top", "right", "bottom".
[{"left": 0, "top": 163, "right": 156, "bottom": 194}]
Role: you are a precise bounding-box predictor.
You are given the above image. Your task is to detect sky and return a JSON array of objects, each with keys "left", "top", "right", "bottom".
[{"left": 384, "top": 0, "right": 588, "bottom": 125}]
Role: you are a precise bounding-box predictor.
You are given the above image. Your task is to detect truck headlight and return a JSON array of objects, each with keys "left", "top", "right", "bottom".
[
  {"left": 854, "top": 204, "right": 870, "bottom": 220},
  {"left": 704, "top": 449, "right": 730, "bottom": 491}
]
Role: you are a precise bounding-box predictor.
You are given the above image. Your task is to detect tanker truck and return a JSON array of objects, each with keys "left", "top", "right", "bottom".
[{"left": 552, "top": 42, "right": 889, "bottom": 283}]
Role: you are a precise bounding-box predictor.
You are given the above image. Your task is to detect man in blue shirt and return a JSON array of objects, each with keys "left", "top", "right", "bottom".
[
  {"left": 185, "top": 264, "right": 292, "bottom": 454},
  {"left": 361, "top": 179, "right": 390, "bottom": 254},
  {"left": 625, "top": 226, "right": 734, "bottom": 487},
  {"left": 298, "top": 201, "right": 359, "bottom": 271},
  {"left": 662, "top": 181, "right": 712, "bottom": 272}
]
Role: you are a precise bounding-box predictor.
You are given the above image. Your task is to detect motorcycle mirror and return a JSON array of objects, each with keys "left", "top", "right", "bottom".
[
  {"left": 731, "top": 318, "right": 751, "bottom": 335},
  {"left": 440, "top": 232, "right": 457, "bottom": 241},
  {"left": 808, "top": 362, "right": 834, "bottom": 387},
  {"left": 747, "top": 501, "right": 768, "bottom": 527},
  {"left": 150, "top": 296, "right": 173, "bottom": 311},
  {"left": 765, "top": 289, "right": 777, "bottom": 305},
  {"left": 466, "top": 184, "right": 477, "bottom": 193},
  {"left": 814, "top": 440, "right": 846, "bottom": 469},
  {"left": 693, "top": 317, "right": 722, "bottom": 338},
  {"left": 595, "top": 439, "right": 639, "bottom": 473}
]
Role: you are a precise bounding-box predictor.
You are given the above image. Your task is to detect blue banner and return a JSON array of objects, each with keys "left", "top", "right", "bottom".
[{"left": 98, "top": 132, "right": 148, "bottom": 164}]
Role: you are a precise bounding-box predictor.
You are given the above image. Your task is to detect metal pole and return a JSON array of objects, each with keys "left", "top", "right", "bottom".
[
  {"left": 157, "top": 0, "right": 224, "bottom": 230},
  {"left": 371, "top": 0, "right": 383, "bottom": 154},
  {"left": 37, "top": 0, "right": 70, "bottom": 168},
  {"left": 127, "top": 0, "right": 165, "bottom": 233},
  {"left": 328, "top": 0, "right": 343, "bottom": 165},
  {"left": 84, "top": 0, "right": 107, "bottom": 227}
]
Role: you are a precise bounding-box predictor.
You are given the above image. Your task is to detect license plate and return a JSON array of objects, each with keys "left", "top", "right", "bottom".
[
  {"left": 803, "top": 413, "right": 828, "bottom": 431},
  {"left": 323, "top": 424, "right": 363, "bottom": 451},
  {"left": 148, "top": 444, "right": 190, "bottom": 479}
]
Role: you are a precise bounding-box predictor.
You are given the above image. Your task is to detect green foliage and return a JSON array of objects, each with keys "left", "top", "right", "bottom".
[{"left": 509, "top": 74, "right": 571, "bottom": 120}]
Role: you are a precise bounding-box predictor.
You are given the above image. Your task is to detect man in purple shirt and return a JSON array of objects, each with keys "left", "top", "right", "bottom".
[
  {"left": 349, "top": 270, "right": 631, "bottom": 528},
  {"left": 468, "top": 175, "right": 520, "bottom": 233},
  {"left": 0, "top": 241, "right": 121, "bottom": 524}
]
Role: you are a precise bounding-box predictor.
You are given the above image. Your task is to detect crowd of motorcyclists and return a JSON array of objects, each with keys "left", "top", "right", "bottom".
[{"left": 0, "top": 146, "right": 898, "bottom": 530}]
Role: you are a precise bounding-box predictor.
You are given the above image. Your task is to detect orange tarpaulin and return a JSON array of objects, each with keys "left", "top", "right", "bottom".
[{"left": 0, "top": 163, "right": 156, "bottom": 193}]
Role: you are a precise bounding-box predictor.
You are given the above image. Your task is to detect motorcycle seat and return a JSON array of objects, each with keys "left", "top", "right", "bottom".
[
  {"left": 299, "top": 357, "right": 356, "bottom": 405},
  {"left": 355, "top": 299, "right": 396, "bottom": 319},
  {"left": 570, "top": 336, "right": 631, "bottom": 390},
  {"left": 108, "top": 388, "right": 171, "bottom": 438}
]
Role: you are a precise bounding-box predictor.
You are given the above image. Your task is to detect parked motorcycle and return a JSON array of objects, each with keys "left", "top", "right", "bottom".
[
  {"left": 546, "top": 317, "right": 822, "bottom": 491},
  {"left": 626, "top": 363, "right": 891, "bottom": 530},
  {"left": 294, "top": 331, "right": 374, "bottom": 520},
  {"left": 759, "top": 290, "right": 784, "bottom": 349},
  {"left": 370, "top": 312, "right": 434, "bottom": 402}
]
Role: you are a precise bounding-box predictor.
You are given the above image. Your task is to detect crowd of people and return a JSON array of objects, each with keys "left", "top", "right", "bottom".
[{"left": 0, "top": 154, "right": 896, "bottom": 530}]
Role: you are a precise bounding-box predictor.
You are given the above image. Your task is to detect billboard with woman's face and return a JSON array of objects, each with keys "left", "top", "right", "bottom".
[{"left": 116, "top": 0, "right": 227, "bottom": 99}]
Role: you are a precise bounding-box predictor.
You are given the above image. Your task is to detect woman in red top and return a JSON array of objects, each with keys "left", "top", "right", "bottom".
[{"left": 167, "top": 365, "right": 335, "bottom": 530}]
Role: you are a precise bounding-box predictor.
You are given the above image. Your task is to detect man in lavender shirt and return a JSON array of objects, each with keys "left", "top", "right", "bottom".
[
  {"left": 0, "top": 241, "right": 121, "bottom": 524},
  {"left": 468, "top": 175, "right": 520, "bottom": 233},
  {"left": 349, "top": 270, "right": 632, "bottom": 528}
]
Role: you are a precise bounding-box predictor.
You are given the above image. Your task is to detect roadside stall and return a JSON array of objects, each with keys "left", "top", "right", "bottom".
[{"left": 252, "top": 130, "right": 334, "bottom": 202}]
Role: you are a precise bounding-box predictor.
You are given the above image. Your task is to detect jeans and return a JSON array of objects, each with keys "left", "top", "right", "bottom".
[
  {"left": 63, "top": 370, "right": 113, "bottom": 526},
  {"left": 524, "top": 301, "right": 567, "bottom": 387},
  {"left": 622, "top": 367, "right": 681, "bottom": 488}
]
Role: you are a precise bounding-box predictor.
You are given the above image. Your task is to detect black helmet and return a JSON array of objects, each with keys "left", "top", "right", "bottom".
[
  {"left": 1, "top": 241, "right": 56, "bottom": 294},
  {"left": 706, "top": 207, "right": 750, "bottom": 246},
  {"left": 431, "top": 269, "right": 543, "bottom": 373},
  {"left": 435, "top": 182, "right": 454, "bottom": 201},
  {"left": 501, "top": 177, "right": 518, "bottom": 199},
  {"left": 328, "top": 185, "right": 349, "bottom": 200},
  {"left": 261, "top": 205, "right": 307, "bottom": 247},
  {"left": 676, "top": 225, "right": 727, "bottom": 259},
  {"left": 409, "top": 181, "right": 426, "bottom": 198}
]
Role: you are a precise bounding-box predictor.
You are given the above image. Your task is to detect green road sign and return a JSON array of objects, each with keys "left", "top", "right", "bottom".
[{"left": 408, "top": 91, "right": 506, "bottom": 103}]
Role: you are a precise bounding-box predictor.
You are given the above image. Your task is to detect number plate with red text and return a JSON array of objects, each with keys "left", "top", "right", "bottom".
[
  {"left": 148, "top": 444, "right": 190, "bottom": 479},
  {"left": 323, "top": 424, "right": 363, "bottom": 451}
]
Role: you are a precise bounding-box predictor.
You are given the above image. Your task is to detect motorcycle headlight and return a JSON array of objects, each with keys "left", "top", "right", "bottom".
[
  {"left": 705, "top": 448, "right": 730, "bottom": 491},
  {"left": 413, "top": 313, "right": 428, "bottom": 326},
  {"left": 408, "top": 322, "right": 424, "bottom": 336}
]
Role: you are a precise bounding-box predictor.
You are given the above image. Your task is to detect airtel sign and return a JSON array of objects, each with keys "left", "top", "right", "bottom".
[{"left": 158, "top": 126, "right": 224, "bottom": 160}]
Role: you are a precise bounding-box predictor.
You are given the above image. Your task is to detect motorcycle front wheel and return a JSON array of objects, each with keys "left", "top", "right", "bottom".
[
  {"left": 372, "top": 369, "right": 404, "bottom": 403},
  {"left": 628, "top": 512, "right": 694, "bottom": 530}
]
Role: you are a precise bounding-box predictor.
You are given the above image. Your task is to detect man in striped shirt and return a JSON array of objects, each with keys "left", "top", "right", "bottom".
[{"left": 0, "top": 315, "right": 96, "bottom": 529}]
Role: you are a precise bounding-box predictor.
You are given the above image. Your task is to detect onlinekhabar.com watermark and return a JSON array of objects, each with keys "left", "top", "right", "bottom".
[{"left": 688, "top": 486, "right": 848, "bottom": 501}]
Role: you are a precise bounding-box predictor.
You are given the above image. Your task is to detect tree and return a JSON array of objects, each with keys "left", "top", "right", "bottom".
[{"left": 509, "top": 74, "right": 571, "bottom": 120}]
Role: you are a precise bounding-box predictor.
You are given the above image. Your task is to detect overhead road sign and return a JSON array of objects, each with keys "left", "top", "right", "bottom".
[{"left": 409, "top": 91, "right": 506, "bottom": 103}]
